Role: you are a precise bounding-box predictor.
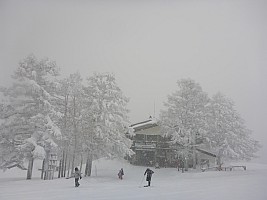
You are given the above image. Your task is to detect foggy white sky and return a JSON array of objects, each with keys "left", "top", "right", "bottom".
[{"left": 0, "top": 0, "right": 266, "bottom": 162}]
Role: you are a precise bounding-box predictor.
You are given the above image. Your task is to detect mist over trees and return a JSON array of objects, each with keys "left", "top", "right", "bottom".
[
  {"left": 0, "top": 55, "right": 261, "bottom": 179},
  {"left": 160, "top": 79, "right": 260, "bottom": 167}
]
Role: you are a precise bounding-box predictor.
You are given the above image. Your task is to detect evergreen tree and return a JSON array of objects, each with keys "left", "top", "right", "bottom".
[{"left": 207, "top": 93, "right": 260, "bottom": 164}]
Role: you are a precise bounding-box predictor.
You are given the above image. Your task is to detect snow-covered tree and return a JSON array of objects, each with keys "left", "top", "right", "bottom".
[
  {"left": 207, "top": 92, "right": 260, "bottom": 164},
  {"left": 160, "top": 79, "right": 210, "bottom": 168},
  {"left": 0, "top": 55, "right": 62, "bottom": 179},
  {"left": 82, "top": 73, "right": 133, "bottom": 175}
]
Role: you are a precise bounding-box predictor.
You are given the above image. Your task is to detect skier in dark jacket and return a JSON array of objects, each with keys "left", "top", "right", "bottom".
[
  {"left": 74, "top": 167, "right": 82, "bottom": 187},
  {"left": 118, "top": 168, "right": 124, "bottom": 180},
  {"left": 144, "top": 168, "right": 154, "bottom": 187}
]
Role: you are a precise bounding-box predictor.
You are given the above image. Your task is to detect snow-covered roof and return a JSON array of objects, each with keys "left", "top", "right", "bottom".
[
  {"left": 130, "top": 117, "right": 158, "bottom": 132},
  {"left": 196, "top": 148, "right": 217, "bottom": 157}
]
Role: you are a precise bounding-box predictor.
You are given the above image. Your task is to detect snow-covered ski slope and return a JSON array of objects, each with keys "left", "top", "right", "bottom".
[{"left": 0, "top": 158, "right": 267, "bottom": 200}]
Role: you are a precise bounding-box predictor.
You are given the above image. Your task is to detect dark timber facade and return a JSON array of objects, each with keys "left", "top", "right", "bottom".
[
  {"left": 128, "top": 119, "right": 176, "bottom": 167},
  {"left": 128, "top": 118, "right": 216, "bottom": 168}
]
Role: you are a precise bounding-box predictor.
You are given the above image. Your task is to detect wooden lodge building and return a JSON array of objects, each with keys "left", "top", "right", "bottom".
[{"left": 128, "top": 117, "right": 216, "bottom": 169}]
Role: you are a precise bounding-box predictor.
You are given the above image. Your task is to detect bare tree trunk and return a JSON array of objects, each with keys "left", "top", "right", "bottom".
[
  {"left": 184, "top": 153, "right": 188, "bottom": 171},
  {"left": 58, "top": 159, "right": 62, "bottom": 178},
  {"left": 71, "top": 149, "right": 76, "bottom": 175},
  {"left": 85, "top": 156, "right": 88, "bottom": 176},
  {"left": 192, "top": 131, "right": 197, "bottom": 169},
  {"left": 26, "top": 157, "right": 34, "bottom": 180},
  {"left": 67, "top": 153, "right": 71, "bottom": 178},
  {"left": 41, "top": 159, "right": 45, "bottom": 179},
  {"left": 62, "top": 94, "right": 68, "bottom": 178},
  {"left": 60, "top": 151, "right": 65, "bottom": 177},
  {"left": 71, "top": 96, "right": 77, "bottom": 175},
  {"left": 63, "top": 150, "right": 68, "bottom": 177},
  {"left": 217, "top": 154, "right": 222, "bottom": 165},
  {"left": 44, "top": 150, "right": 50, "bottom": 180},
  {"left": 85, "top": 151, "right": 92, "bottom": 176},
  {"left": 80, "top": 154, "right": 83, "bottom": 173}
]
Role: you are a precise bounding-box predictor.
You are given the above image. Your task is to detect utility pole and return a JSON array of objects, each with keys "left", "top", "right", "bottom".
[
  {"left": 153, "top": 100, "right": 156, "bottom": 118},
  {"left": 192, "top": 131, "right": 197, "bottom": 169}
]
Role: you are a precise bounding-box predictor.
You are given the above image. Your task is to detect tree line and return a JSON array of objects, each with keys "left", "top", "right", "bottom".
[
  {"left": 160, "top": 79, "right": 261, "bottom": 168},
  {"left": 0, "top": 55, "right": 260, "bottom": 179},
  {"left": 0, "top": 55, "right": 134, "bottom": 179}
]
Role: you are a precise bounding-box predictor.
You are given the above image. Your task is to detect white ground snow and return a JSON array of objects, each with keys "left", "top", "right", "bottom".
[{"left": 0, "top": 159, "right": 267, "bottom": 200}]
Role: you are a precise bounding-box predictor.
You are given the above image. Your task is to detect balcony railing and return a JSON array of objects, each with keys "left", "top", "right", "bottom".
[
  {"left": 134, "top": 143, "right": 156, "bottom": 149},
  {"left": 132, "top": 140, "right": 170, "bottom": 150}
]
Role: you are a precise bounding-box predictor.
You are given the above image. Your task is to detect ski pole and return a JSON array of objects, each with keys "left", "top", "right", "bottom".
[{"left": 139, "top": 175, "right": 145, "bottom": 187}]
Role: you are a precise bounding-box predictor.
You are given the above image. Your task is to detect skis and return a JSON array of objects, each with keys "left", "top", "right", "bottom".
[{"left": 138, "top": 185, "right": 149, "bottom": 188}]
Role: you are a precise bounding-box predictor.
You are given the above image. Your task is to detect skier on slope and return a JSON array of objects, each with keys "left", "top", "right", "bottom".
[
  {"left": 144, "top": 168, "right": 154, "bottom": 187},
  {"left": 74, "top": 167, "right": 82, "bottom": 187},
  {"left": 118, "top": 168, "right": 124, "bottom": 180}
]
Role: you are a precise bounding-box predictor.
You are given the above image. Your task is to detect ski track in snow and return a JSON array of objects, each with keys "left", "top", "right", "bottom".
[{"left": 0, "top": 159, "right": 267, "bottom": 200}]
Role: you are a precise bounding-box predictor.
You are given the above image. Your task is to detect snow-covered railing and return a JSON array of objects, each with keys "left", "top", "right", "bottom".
[
  {"left": 134, "top": 143, "right": 156, "bottom": 149},
  {"left": 228, "top": 165, "right": 246, "bottom": 171},
  {"left": 201, "top": 165, "right": 246, "bottom": 172}
]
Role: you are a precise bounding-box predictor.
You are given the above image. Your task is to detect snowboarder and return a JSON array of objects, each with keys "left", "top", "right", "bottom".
[
  {"left": 144, "top": 168, "right": 154, "bottom": 187},
  {"left": 74, "top": 167, "right": 82, "bottom": 187},
  {"left": 118, "top": 168, "right": 124, "bottom": 180}
]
